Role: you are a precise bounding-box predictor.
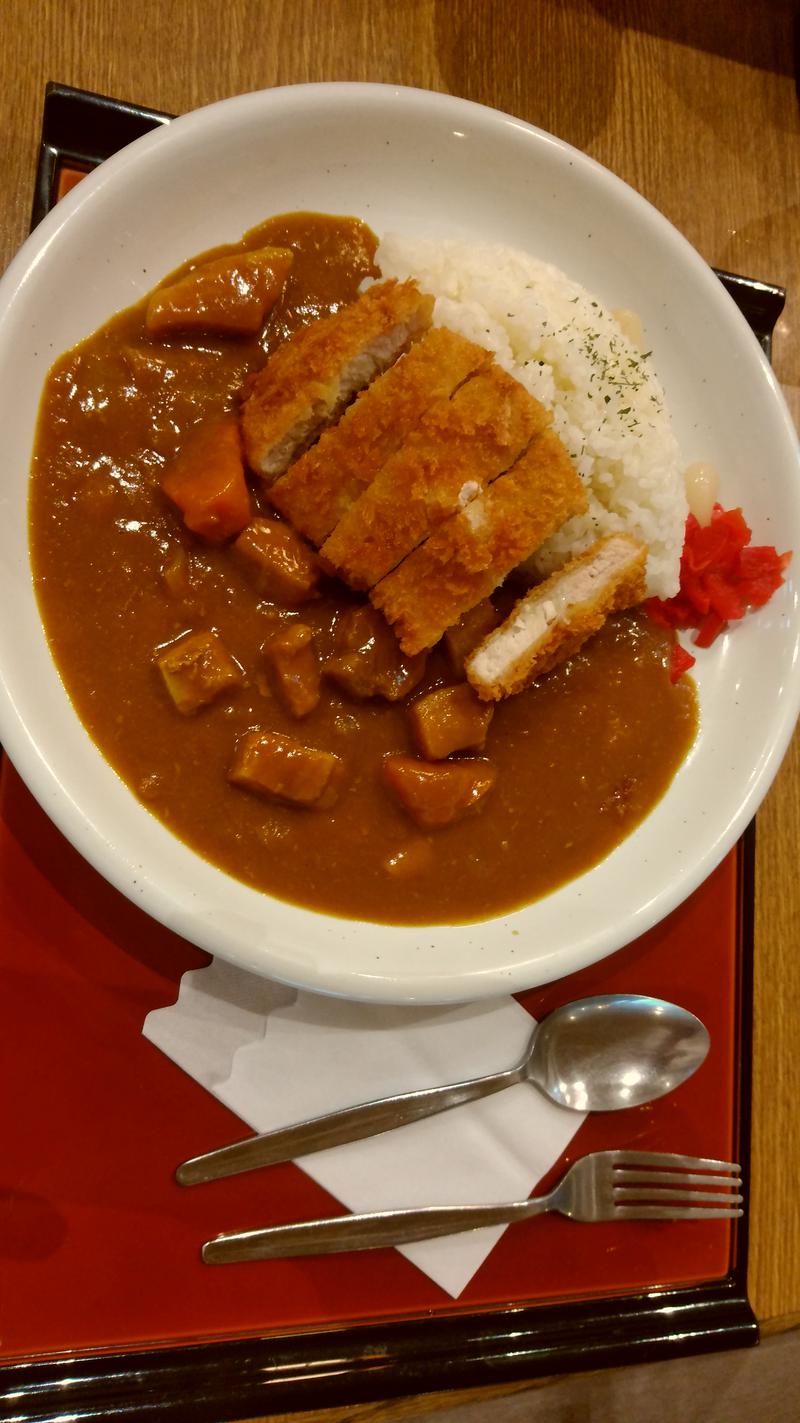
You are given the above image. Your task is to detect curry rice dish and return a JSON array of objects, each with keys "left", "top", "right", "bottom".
[{"left": 29, "top": 212, "right": 697, "bottom": 926}]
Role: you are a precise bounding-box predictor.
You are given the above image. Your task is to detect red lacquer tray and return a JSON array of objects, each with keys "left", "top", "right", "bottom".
[{"left": 2, "top": 81, "right": 781, "bottom": 1423}]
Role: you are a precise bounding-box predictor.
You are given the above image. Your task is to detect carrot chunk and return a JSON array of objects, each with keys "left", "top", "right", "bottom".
[
  {"left": 229, "top": 730, "right": 342, "bottom": 807},
  {"left": 162, "top": 418, "right": 251, "bottom": 542},
  {"left": 146, "top": 246, "right": 294, "bottom": 336},
  {"left": 382, "top": 755, "right": 496, "bottom": 829},
  {"left": 408, "top": 684, "right": 494, "bottom": 760},
  {"left": 156, "top": 629, "right": 242, "bottom": 715}
]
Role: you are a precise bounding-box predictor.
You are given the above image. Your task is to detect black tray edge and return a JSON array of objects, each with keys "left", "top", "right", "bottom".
[
  {"left": 3, "top": 81, "right": 762, "bottom": 1423},
  {"left": 30, "top": 81, "right": 171, "bottom": 231},
  {"left": 0, "top": 1278, "right": 757, "bottom": 1423}
]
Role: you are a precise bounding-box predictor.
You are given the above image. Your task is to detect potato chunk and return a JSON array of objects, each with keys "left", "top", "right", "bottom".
[
  {"left": 324, "top": 604, "right": 426, "bottom": 702},
  {"left": 156, "top": 630, "right": 242, "bottom": 715},
  {"left": 263, "top": 623, "right": 321, "bottom": 718},
  {"left": 382, "top": 839, "right": 435, "bottom": 880},
  {"left": 146, "top": 246, "right": 294, "bottom": 336},
  {"left": 234, "top": 518, "right": 320, "bottom": 605},
  {"left": 229, "top": 730, "right": 342, "bottom": 807},
  {"left": 382, "top": 755, "right": 496, "bottom": 828},
  {"left": 408, "top": 684, "right": 494, "bottom": 760},
  {"left": 443, "top": 599, "right": 502, "bottom": 675},
  {"left": 161, "top": 546, "right": 192, "bottom": 599}
]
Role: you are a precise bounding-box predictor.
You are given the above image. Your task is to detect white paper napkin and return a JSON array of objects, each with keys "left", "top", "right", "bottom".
[{"left": 144, "top": 959, "right": 585, "bottom": 1296}]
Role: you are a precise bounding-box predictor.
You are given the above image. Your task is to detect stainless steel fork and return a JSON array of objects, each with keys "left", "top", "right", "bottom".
[{"left": 202, "top": 1150, "right": 742, "bottom": 1263}]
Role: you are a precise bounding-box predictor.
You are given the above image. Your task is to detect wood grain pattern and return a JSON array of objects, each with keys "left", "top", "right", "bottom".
[
  {"left": 255, "top": 1378, "right": 544, "bottom": 1423},
  {"left": 1, "top": 0, "right": 798, "bottom": 1394}
]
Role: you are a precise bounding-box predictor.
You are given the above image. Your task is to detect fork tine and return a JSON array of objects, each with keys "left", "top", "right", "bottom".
[
  {"left": 612, "top": 1151, "right": 740, "bottom": 1173},
  {"left": 615, "top": 1187, "right": 743, "bottom": 1204},
  {"left": 614, "top": 1169, "right": 740, "bottom": 1187},
  {"left": 615, "top": 1205, "right": 743, "bottom": 1220}
]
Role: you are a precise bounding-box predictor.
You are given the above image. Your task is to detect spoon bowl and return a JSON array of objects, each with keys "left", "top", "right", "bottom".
[{"left": 525, "top": 994, "right": 710, "bottom": 1111}]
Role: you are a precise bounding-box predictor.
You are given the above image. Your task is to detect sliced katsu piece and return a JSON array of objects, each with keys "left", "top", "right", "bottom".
[
  {"left": 466, "top": 533, "right": 648, "bottom": 699},
  {"left": 371, "top": 427, "right": 587, "bottom": 655},
  {"left": 269, "top": 327, "right": 491, "bottom": 545},
  {"left": 320, "top": 365, "right": 551, "bottom": 590},
  {"left": 240, "top": 279, "right": 433, "bottom": 484}
]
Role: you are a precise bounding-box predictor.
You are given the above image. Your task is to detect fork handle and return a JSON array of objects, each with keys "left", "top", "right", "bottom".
[
  {"left": 203, "top": 1197, "right": 550, "bottom": 1263},
  {"left": 178, "top": 1065, "right": 520, "bottom": 1185}
]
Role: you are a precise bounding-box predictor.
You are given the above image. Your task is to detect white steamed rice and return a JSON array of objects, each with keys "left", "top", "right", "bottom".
[{"left": 376, "top": 235, "right": 687, "bottom": 598}]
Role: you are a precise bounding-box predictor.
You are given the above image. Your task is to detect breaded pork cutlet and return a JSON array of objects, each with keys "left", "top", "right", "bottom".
[
  {"left": 240, "top": 279, "right": 433, "bottom": 484},
  {"left": 269, "top": 327, "right": 491, "bottom": 545},
  {"left": 371, "top": 427, "right": 587, "bottom": 655},
  {"left": 320, "top": 365, "right": 551, "bottom": 590},
  {"left": 466, "top": 533, "right": 648, "bottom": 700}
]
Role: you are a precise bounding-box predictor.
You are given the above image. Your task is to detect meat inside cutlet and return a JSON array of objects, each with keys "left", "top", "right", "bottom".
[
  {"left": 320, "top": 365, "right": 551, "bottom": 590},
  {"left": 268, "top": 327, "right": 491, "bottom": 545},
  {"left": 466, "top": 533, "right": 648, "bottom": 700},
  {"left": 240, "top": 279, "right": 433, "bottom": 484},
  {"left": 371, "top": 427, "right": 587, "bottom": 654}
]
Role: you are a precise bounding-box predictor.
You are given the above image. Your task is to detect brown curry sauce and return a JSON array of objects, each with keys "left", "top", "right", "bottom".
[{"left": 29, "top": 212, "right": 697, "bottom": 926}]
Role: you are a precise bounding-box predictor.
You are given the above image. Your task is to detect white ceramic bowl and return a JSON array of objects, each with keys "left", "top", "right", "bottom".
[{"left": 0, "top": 84, "right": 798, "bottom": 1003}]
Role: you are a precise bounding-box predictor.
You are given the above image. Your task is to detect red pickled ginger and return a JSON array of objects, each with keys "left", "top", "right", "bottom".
[{"left": 646, "top": 504, "right": 791, "bottom": 680}]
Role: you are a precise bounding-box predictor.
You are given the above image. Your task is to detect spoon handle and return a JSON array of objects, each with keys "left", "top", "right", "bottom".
[{"left": 177, "top": 1065, "right": 519, "bottom": 1185}]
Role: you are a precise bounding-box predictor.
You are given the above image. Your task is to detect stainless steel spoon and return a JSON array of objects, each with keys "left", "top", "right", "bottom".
[{"left": 176, "top": 994, "right": 709, "bottom": 1186}]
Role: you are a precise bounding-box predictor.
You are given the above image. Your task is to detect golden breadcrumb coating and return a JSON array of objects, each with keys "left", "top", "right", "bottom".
[
  {"left": 269, "top": 327, "right": 490, "bottom": 544},
  {"left": 466, "top": 533, "right": 648, "bottom": 700},
  {"left": 240, "top": 279, "right": 433, "bottom": 483},
  {"left": 370, "top": 428, "right": 587, "bottom": 654},
  {"left": 320, "top": 364, "right": 551, "bottom": 589}
]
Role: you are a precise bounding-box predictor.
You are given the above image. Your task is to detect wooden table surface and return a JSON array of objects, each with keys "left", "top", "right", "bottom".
[{"left": 1, "top": 0, "right": 798, "bottom": 1415}]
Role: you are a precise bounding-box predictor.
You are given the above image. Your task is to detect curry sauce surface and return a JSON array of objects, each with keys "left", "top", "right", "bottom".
[{"left": 29, "top": 213, "right": 697, "bottom": 925}]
